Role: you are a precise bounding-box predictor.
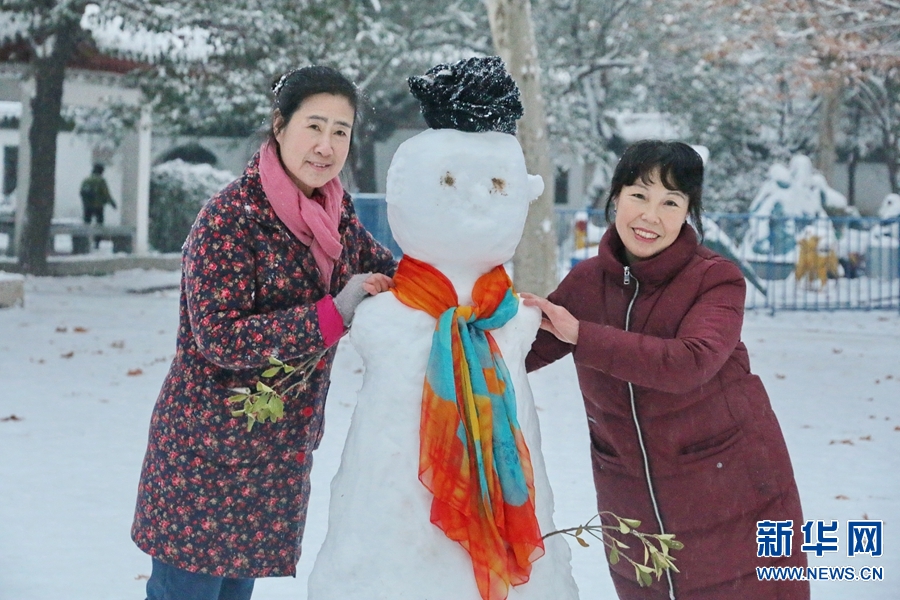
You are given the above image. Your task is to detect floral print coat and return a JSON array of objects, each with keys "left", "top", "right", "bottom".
[{"left": 132, "top": 152, "right": 396, "bottom": 578}]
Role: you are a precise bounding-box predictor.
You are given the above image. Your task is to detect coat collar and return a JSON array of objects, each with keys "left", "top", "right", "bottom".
[{"left": 597, "top": 223, "right": 698, "bottom": 289}]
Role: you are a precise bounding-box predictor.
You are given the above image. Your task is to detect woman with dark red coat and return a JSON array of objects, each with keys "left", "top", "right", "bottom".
[
  {"left": 132, "top": 66, "right": 396, "bottom": 600},
  {"left": 522, "top": 141, "right": 809, "bottom": 600}
]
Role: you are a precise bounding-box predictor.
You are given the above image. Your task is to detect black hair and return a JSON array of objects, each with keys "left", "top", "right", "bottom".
[
  {"left": 92, "top": 163, "right": 105, "bottom": 175},
  {"left": 407, "top": 56, "right": 522, "bottom": 135},
  {"left": 604, "top": 140, "right": 705, "bottom": 240},
  {"left": 267, "top": 66, "right": 360, "bottom": 143}
]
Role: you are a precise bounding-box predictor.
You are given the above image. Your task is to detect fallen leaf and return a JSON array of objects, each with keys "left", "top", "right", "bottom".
[
  {"left": 1, "top": 414, "right": 22, "bottom": 422},
  {"left": 127, "top": 368, "right": 144, "bottom": 376},
  {"left": 859, "top": 435, "right": 872, "bottom": 441},
  {"left": 73, "top": 326, "right": 88, "bottom": 333},
  {"left": 832, "top": 348, "right": 842, "bottom": 354},
  {"left": 894, "top": 426, "right": 900, "bottom": 431},
  {"left": 775, "top": 373, "right": 786, "bottom": 379},
  {"left": 55, "top": 326, "right": 67, "bottom": 333},
  {"left": 835, "top": 494, "right": 850, "bottom": 500},
  {"left": 353, "top": 368, "right": 363, "bottom": 374},
  {"left": 111, "top": 340, "right": 125, "bottom": 349},
  {"left": 134, "top": 574, "right": 149, "bottom": 581},
  {"left": 863, "top": 513, "right": 869, "bottom": 519},
  {"left": 61, "top": 351, "right": 74, "bottom": 359},
  {"left": 829, "top": 439, "right": 854, "bottom": 445}
]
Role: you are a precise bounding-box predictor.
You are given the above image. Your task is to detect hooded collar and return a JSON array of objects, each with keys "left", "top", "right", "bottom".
[{"left": 597, "top": 223, "right": 699, "bottom": 289}]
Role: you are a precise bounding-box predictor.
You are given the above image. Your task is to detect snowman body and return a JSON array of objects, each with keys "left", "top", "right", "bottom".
[{"left": 307, "top": 129, "right": 579, "bottom": 599}]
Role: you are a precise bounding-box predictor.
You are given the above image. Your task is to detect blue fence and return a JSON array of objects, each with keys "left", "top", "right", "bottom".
[
  {"left": 351, "top": 193, "right": 402, "bottom": 257},
  {"left": 352, "top": 194, "right": 900, "bottom": 312},
  {"left": 559, "top": 209, "right": 900, "bottom": 312}
]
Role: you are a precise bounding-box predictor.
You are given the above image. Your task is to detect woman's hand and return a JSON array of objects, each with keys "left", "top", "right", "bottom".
[
  {"left": 335, "top": 273, "right": 394, "bottom": 325},
  {"left": 520, "top": 292, "right": 579, "bottom": 345},
  {"left": 361, "top": 273, "right": 394, "bottom": 295}
]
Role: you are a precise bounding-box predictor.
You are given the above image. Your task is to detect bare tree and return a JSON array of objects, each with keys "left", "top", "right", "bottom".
[{"left": 485, "top": 0, "right": 557, "bottom": 295}]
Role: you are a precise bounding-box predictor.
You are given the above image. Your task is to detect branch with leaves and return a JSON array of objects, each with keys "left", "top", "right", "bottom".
[
  {"left": 227, "top": 350, "right": 327, "bottom": 431},
  {"left": 543, "top": 512, "right": 683, "bottom": 587}
]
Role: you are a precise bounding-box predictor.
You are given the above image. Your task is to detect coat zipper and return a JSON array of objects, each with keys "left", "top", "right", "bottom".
[{"left": 623, "top": 266, "right": 676, "bottom": 600}]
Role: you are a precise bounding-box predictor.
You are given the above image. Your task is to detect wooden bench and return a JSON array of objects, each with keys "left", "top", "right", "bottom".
[{"left": 0, "top": 216, "right": 136, "bottom": 255}]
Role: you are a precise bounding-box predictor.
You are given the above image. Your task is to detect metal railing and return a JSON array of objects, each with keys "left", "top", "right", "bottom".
[
  {"left": 558, "top": 209, "right": 900, "bottom": 312},
  {"left": 351, "top": 194, "right": 899, "bottom": 312}
]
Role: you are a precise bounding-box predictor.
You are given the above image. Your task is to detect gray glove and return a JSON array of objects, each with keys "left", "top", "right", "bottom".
[{"left": 334, "top": 273, "right": 373, "bottom": 325}]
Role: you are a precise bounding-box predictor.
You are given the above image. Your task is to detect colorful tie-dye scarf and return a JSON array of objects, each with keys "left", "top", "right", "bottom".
[{"left": 391, "top": 255, "right": 544, "bottom": 600}]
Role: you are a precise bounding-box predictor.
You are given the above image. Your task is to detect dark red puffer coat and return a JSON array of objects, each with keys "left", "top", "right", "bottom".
[{"left": 527, "top": 225, "right": 809, "bottom": 599}]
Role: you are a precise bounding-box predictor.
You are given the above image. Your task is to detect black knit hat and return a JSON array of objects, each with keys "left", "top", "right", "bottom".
[{"left": 407, "top": 56, "right": 523, "bottom": 135}]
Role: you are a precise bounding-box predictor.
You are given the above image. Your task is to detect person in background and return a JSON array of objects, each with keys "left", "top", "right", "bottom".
[
  {"left": 132, "top": 65, "right": 396, "bottom": 600},
  {"left": 522, "top": 140, "right": 809, "bottom": 600},
  {"left": 80, "top": 163, "right": 117, "bottom": 248}
]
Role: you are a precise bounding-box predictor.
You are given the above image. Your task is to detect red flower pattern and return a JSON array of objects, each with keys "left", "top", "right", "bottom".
[{"left": 132, "top": 152, "right": 395, "bottom": 578}]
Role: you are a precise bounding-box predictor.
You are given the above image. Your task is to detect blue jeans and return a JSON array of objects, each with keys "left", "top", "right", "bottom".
[{"left": 146, "top": 557, "right": 255, "bottom": 600}]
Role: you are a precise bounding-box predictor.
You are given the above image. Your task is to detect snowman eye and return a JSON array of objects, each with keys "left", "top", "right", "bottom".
[
  {"left": 440, "top": 172, "right": 455, "bottom": 187},
  {"left": 490, "top": 178, "right": 507, "bottom": 195}
]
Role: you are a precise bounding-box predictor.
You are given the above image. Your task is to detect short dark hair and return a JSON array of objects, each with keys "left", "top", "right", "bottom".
[
  {"left": 604, "top": 140, "right": 705, "bottom": 240},
  {"left": 92, "top": 163, "right": 105, "bottom": 175},
  {"left": 268, "top": 66, "right": 359, "bottom": 143}
]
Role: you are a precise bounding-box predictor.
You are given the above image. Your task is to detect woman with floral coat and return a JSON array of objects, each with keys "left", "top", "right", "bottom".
[{"left": 132, "top": 66, "right": 396, "bottom": 600}]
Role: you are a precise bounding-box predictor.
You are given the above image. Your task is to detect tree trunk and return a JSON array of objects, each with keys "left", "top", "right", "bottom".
[
  {"left": 17, "top": 17, "right": 81, "bottom": 275},
  {"left": 815, "top": 79, "right": 841, "bottom": 185},
  {"left": 351, "top": 134, "right": 377, "bottom": 193},
  {"left": 887, "top": 145, "right": 899, "bottom": 195},
  {"left": 485, "top": 0, "right": 557, "bottom": 296},
  {"left": 846, "top": 105, "right": 861, "bottom": 206}
]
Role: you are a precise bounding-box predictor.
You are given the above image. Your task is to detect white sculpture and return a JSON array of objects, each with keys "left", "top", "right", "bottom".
[{"left": 307, "top": 126, "right": 579, "bottom": 600}]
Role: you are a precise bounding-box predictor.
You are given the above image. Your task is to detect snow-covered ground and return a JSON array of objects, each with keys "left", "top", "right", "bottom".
[{"left": 1, "top": 269, "right": 898, "bottom": 599}]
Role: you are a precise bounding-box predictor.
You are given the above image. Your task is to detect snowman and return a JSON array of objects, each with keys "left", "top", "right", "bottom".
[{"left": 307, "top": 57, "right": 579, "bottom": 600}]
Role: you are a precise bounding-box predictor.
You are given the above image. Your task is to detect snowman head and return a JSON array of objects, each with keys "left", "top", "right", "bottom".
[
  {"left": 768, "top": 163, "right": 791, "bottom": 189},
  {"left": 789, "top": 154, "right": 813, "bottom": 186},
  {"left": 880, "top": 193, "right": 900, "bottom": 220},
  {"left": 386, "top": 56, "right": 543, "bottom": 270},
  {"left": 386, "top": 128, "right": 543, "bottom": 268}
]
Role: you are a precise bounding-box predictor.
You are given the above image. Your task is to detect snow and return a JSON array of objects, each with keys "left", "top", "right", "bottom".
[
  {"left": 0, "top": 269, "right": 898, "bottom": 599},
  {"left": 81, "top": 4, "right": 214, "bottom": 63},
  {"left": 0, "top": 101, "right": 21, "bottom": 121},
  {"left": 308, "top": 128, "right": 574, "bottom": 599},
  {"left": 607, "top": 111, "right": 687, "bottom": 142}
]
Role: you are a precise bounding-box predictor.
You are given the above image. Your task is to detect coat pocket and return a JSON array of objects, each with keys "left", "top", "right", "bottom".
[
  {"left": 676, "top": 426, "right": 744, "bottom": 464},
  {"left": 662, "top": 429, "right": 769, "bottom": 530}
]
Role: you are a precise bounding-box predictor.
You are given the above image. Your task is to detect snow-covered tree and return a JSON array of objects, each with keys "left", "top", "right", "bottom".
[
  {"left": 137, "top": 0, "right": 492, "bottom": 192},
  {"left": 1, "top": 0, "right": 224, "bottom": 274},
  {"left": 1, "top": 0, "right": 492, "bottom": 273}
]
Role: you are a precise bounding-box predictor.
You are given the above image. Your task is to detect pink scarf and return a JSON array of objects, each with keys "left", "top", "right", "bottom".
[{"left": 258, "top": 140, "right": 344, "bottom": 291}]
